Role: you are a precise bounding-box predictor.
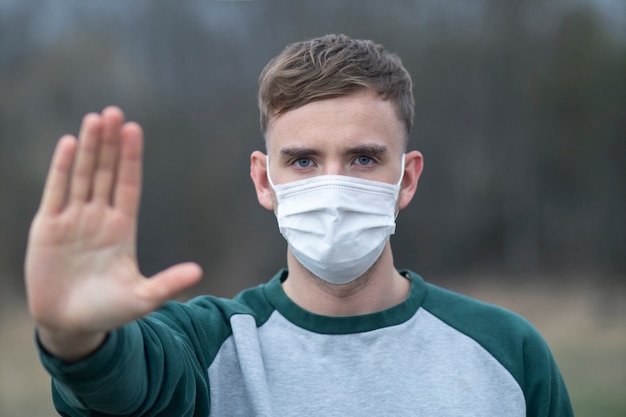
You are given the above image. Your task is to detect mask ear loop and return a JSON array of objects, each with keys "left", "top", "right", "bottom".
[
  {"left": 396, "top": 153, "right": 406, "bottom": 186},
  {"left": 393, "top": 153, "right": 407, "bottom": 219},
  {"left": 266, "top": 155, "right": 277, "bottom": 190}
]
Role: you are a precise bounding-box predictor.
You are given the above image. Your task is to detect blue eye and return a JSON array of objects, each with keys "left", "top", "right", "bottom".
[
  {"left": 355, "top": 156, "right": 374, "bottom": 166},
  {"left": 295, "top": 158, "right": 312, "bottom": 168}
]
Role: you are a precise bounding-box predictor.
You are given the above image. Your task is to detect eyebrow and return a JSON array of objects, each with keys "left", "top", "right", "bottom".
[
  {"left": 344, "top": 144, "right": 389, "bottom": 157},
  {"left": 279, "top": 146, "right": 322, "bottom": 159}
]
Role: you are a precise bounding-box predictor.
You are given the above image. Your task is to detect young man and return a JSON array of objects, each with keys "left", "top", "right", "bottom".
[{"left": 26, "top": 34, "right": 573, "bottom": 416}]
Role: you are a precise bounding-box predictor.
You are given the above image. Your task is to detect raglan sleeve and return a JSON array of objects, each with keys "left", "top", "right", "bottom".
[
  {"left": 521, "top": 326, "right": 575, "bottom": 417},
  {"left": 37, "top": 298, "right": 230, "bottom": 417}
]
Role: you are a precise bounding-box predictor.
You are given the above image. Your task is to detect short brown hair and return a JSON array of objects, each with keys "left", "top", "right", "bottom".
[{"left": 258, "top": 34, "right": 414, "bottom": 138}]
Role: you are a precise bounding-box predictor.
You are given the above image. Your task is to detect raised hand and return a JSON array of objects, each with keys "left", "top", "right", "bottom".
[{"left": 25, "top": 107, "right": 202, "bottom": 361}]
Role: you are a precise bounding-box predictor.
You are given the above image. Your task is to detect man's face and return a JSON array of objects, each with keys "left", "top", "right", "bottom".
[{"left": 265, "top": 90, "right": 407, "bottom": 188}]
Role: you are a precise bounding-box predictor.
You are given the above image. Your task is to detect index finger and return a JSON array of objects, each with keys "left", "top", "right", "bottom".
[{"left": 113, "top": 122, "right": 144, "bottom": 217}]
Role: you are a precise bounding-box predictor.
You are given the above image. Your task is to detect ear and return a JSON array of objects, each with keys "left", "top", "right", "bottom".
[
  {"left": 398, "top": 150, "right": 424, "bottom": 210},
  {"left": 250, "top": 151, "right": 275, "bottom": 210}
]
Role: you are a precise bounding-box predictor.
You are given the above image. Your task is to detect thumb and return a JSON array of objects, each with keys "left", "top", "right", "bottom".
[{"left": 138, "top": 262, "right": 203, "bottom": 308}]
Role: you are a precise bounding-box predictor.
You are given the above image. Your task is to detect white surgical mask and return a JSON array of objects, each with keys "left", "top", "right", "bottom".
[{"left": 268, "top": 155, "right": 405, "bottom": 285}]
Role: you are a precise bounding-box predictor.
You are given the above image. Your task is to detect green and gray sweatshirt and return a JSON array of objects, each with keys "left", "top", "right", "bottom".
[{"left": 40, "top": 270, "right": 573, "bottom": 416}]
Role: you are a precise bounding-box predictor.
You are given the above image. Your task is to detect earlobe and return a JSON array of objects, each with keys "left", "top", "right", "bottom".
[
  {"left": 398, "top": 150, "right": 424, "bottom": 210},
  {"left": 250, "top": 151, "right": 275, "bottom": 210}
]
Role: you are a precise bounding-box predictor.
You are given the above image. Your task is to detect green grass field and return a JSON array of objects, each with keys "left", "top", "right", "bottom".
[{"left": 1, "top": 279, "right": 624, "bottom": 416}]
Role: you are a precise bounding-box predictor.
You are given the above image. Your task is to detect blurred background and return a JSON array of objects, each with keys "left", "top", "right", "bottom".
[{"left": 0, "top": 0, "right": 624, "bottom": 416}]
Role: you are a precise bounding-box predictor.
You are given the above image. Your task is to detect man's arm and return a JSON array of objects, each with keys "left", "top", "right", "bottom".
[{"left": 25, "top": 106, "right": 202, "bottom": 361}]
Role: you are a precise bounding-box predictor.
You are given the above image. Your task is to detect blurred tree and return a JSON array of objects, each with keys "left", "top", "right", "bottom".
[{"left": 534, "top": 8, "right": 626, "bottom": 276}]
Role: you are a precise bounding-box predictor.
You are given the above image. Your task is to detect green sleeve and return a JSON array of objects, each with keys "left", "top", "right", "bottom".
[
  {"left": 38, "top": 297, "right": 237, "bottom": 416},
  {"left": 41, "top": 322, "right": 150, "bottom": 416},
  {"left": 520, "top": 328, "right": 574, "bottom": 417}
]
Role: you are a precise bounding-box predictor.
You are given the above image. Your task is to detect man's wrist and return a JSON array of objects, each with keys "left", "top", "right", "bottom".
[{"left": 36, "top": 327, "right": 108, "bottom": 363}]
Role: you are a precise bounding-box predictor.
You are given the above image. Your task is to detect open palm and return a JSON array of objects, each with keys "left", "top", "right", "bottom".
[{"left": 25, "top": 107, "right": 202, "bottom": 359}]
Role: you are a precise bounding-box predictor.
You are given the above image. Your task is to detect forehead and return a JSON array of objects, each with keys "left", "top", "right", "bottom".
[{"left": 265, "top": 91, "right": 406, "bottom": 153}]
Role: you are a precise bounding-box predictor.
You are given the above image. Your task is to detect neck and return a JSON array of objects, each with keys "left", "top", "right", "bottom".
[{"left": 282, "top": 244, "right": 410, "bottom": 316}]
